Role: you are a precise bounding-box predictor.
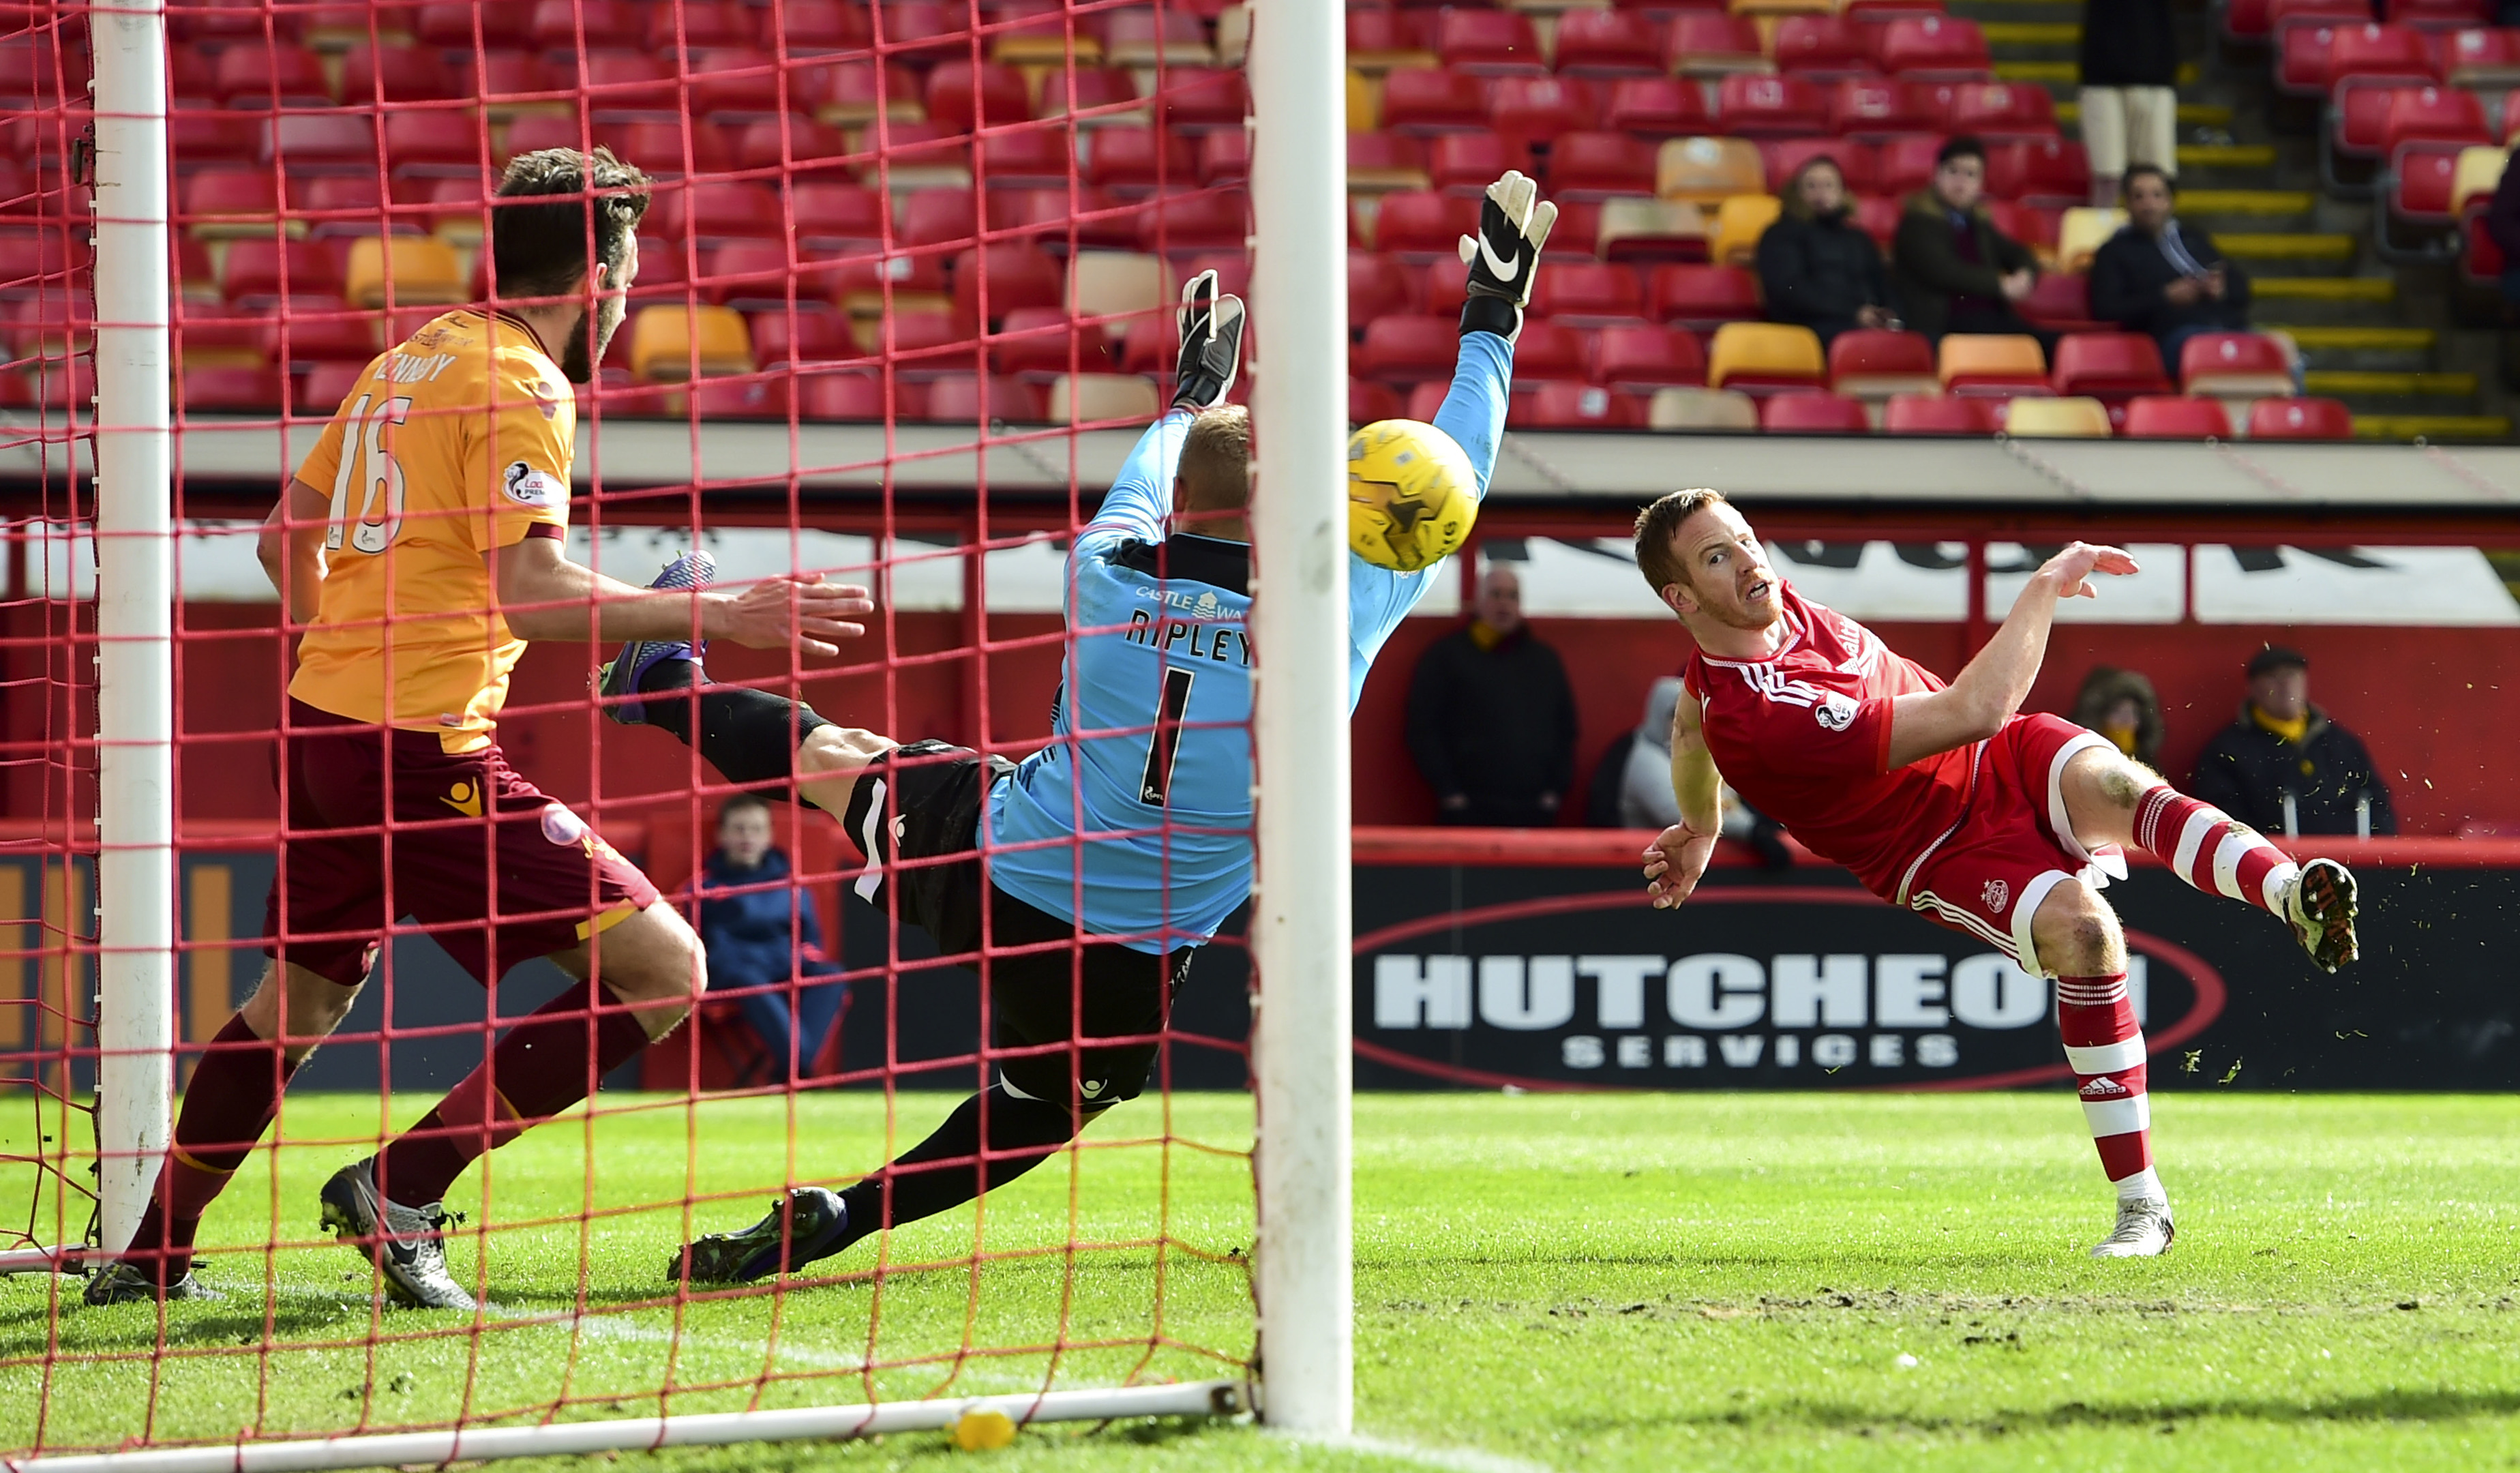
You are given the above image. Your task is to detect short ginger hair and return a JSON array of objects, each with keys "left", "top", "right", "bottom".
[
  {"left": 1177, "top": 404, "right": 1251, "bottom": 513},
  {"left": 1632, "top": 488, "right": 1730, "bottom": 599}
]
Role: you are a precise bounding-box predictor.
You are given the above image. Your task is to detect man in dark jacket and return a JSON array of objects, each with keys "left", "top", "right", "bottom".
[
  {"left": 1406, "top": 562, "right": 1579, "bottom": 827},
  {"left": 695, "top": 794, "right": 847, "bottom": 1084},
  {"left": 1889, "top": 136, "right": 2045, "bottom": 345},
  {"left": 2088, "top": 166, "right": 2251, "bottom": 372},
  {"left": 1756, "top": 155, "right": 1897, "bottom": 347},
  {"left": 2078, "top": 0, "right": 2180, "bottom": 207},
  {"left": 2190, "top": 646, "right": 2397, "bottom": 838}
]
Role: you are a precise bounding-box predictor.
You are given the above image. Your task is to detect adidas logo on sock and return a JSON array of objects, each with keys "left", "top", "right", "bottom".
[{"left": 2080, "top": 1075, "right": 2132, "bottom": 1099}]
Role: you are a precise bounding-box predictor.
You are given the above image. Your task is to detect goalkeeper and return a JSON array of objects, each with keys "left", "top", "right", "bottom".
[{"left": 618, "top": 173, "right": 1558, "bottom": 1286}]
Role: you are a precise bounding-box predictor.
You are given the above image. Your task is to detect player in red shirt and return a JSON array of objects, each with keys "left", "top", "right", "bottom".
[{"left": 1633, "top": 490, "right": 2357, "bottom": 1258}]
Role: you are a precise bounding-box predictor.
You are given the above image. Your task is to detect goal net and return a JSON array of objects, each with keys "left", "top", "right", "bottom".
[{"left": 0, "top": 0, "right": 1349, "bottom": 1459}]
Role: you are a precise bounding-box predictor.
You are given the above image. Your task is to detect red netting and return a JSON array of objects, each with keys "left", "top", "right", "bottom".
[{"left": 2, "top": 0, "right": 1257, "bottom": 1455}]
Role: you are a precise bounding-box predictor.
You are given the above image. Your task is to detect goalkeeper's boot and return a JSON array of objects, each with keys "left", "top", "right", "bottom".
[
  {"left": 672, "top": 1187, "right": 850, "bottom": 1284},
  {"left": 597, "top": 548, "right": 718, "bottom": 726},
  {"left": 318, "top": 1157, "right": 477, "bottom": 1311},
  {"left": 2283, "top": 857, "right": 2359, "bottom": 974},
  {"left": 2089, "top": 1197, "right": 2176, "bottom": 1260},
  {"left": 1169, "top": 269, "right": 1245, "bottom": 413},
  {"left": 83, "top": 1260, "right": 224, "bottom": 1306}
]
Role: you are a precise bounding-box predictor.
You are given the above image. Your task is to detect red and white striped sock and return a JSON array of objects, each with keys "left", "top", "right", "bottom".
[
  {"left": 2056, "top": 973, "right": 2161, "bottom": 1203},
  {"left": 2133, "top": 786, "right": 2298, "bottom": 915}
]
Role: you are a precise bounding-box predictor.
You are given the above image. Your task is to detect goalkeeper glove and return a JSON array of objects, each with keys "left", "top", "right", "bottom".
[
  {"left": 1171, "top": 268, "right": 1246, "bottom": 411},
  {"left": 1456, "top": 168, "right": 1557, "bottom": 344}
]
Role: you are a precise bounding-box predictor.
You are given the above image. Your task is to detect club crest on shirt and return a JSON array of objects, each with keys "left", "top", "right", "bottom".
[
  {"left": 1815, "top": 691, "right": 1858, "bottom": 731},
  {"left": 526, "top": 378, "right": 562, "bottom": 421},
  {"left": 1983, "top": 878, "right": 2011, "bottom": 914},
  {"left": 503, "top": 460, "right": 564, "bottom": 507}
]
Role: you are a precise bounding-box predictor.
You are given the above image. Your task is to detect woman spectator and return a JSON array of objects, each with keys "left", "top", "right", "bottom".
[
  {"left": 2070, "top": 666, "right": 2165, "bottom": 769},
  {"left": 1755, "top": 157, "right": 1898, "bottom": 348}
]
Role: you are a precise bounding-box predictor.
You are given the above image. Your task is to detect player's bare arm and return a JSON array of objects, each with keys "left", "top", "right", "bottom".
[
  {"left": 487, "top": 535, "right": 876, "bottom": 655},
  {"left": 1883, "top": 541, "right": 2138, "bottom": 768},
  {"left": 1642, "top": 693, "right": 1724, "bottom": 910},
  {"left": 256, "top": 477, "right": 333, "bottom": 626}
]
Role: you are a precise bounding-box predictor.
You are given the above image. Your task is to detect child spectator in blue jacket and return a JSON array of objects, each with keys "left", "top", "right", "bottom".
[{"left": 695, "top": 795, "right": 845, "bottom": 1084}]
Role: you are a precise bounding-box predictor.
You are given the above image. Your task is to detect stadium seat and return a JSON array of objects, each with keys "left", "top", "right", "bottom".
[
  {"left": 215, "top": 46, "right": 331, "bottom": 107},
  {"left": 1876, "top": 16, "right": 1992, "bottom": 78},
  {"left": 1715, "top": 75, "right": 1829, "bottom": 138},
  {"left": 1940, "top": 333, "right": 2050, "bottom": 396},
  {"left": 1604, "top": 78, "right": 1713, "bottom": 138},
  {"left": 1949, "top": 83, "right": 2058, "bottom": 141},
  {"left": 1513, "top": 382, "right": 1646, "bottom": 429},
  {"left": 2325, "top": 22, "right": 2438, "bottom": 86},
  {"left": 1431, "top": 135, "right": 1529, "bottom": 197},
  {"left": 1548, "top": 134, "right": 1660, "bottom": 201},
  {"left": 1048, "top": 372, "right": 1161, "bottom": 423},
  {"left": 1986, "top": 138, "right": 2090, "bottom": 207},
  {"left": 1883, "top": 393, "right": 2000, "bottom": 434},
  {"left": 1535, "top": 262, "right": 1648, "bottom": 326},
  {"left": 897, "top": 190, "right": 979, "bottom": 252},
  {"left": 1773, "top": 16, "right": 1873, "bottom": 78},
  {"left": 1034, "top": 67, "right": 1143, "bottom": 128},
  {"left": 1707, "top": 195, "right": 1781, "bottom": 268},
  {"left": 630, "top": 304, "right": 754, "bottom": 381},
  {"left": 1649, "top": 264, "right": 1762, "bottom": 327},
  {"left": 1373, "top": 191, "right": 1480, "bottom": 260},
  {"left": 1350, "top": 378, "right": 1404, "bottom": 425},
  {"left": 987, "top": 0, "right": 1102, "bottom": 65},
  {"left": 1598, "top": 199, "right": 1714, "bottom": 261},
  {"left": 259, "top": 303, "right": 382, "bottom": 368},
  {"left": 1381, "top": 68, "right": 1492, "bottom": 134},
  {"left": 923, "top": 61, "right": 1030, "bottom": 135},
  {"left": 1647, "top": 386, "right": 1760, "bottom": 431},
  {"left": 1876, "top": 134, "right": 1947, "bottom": 198},
  {"left": 2179, "top": 333, "right": 2297, "bottom": 397},
  {"left": 1356, "top": 314, "right": 1461, "bottom": 384},
  {"left": 1346, "top": 9, "right": 1439, "bottom": 74},
  {"left": 828, "top": 252, "right": 950, "bottom": 318},
  {"left": 2442, "top": 25, "right": 2520, "bottom": 85},
  {"left": 2392, "top": 0, "right": 2493, "bottom": 27},
  {"left": 1512, "top": 321, "right": 1593, "bottom": 383},
  {"left": 2247, "top": 395, "right": 2356, "bottom": 438},
  {"left": 749, "top": 310, "right": 855, "bottom": 367},
  {"left": 336, "top": 44, "right": 456, "bottom": 104},
  {"left": 379, "top": 113, "right": 481, "bottom": 179},
  {"left": 342, "top": 237, "right": 464, "bottom": 308},
  {"left": 1666, "top": 14, "right": 1771, "bottom": 76},
  {"left": 1070, "top": 250, "right": 1171, "bottom": 323},
  {"left": 1828, "top": 329, "right": 1940, "bottom": 402},
  {"left": 1491, "top": 78, "right": 1600, "bottom": 150},
  {"left": 1154, "top": 69, "right": 1250, "bottom": 134},
  {"left": 1351, "top": 133, "right": 1433, "bottom": 194},
  {"left": 183, "top": 168, "right": 283, "bottom": 238},
  {"left": 618, "top": 121, "right": 738, "bottom": 180},
  {"left": 1706, "top": 322, "right": 1825, "bottom": 393},
  {"left": 1760, "top": 140, "right": 1880, "bottom": 196},
  {"left": 2052, "top": 332, "right": 2171, "bottom": 398},
  {"left": 221, "top": 237, "right": 341, "bottom": 304},
  {"left": 652, "top": 182, "right": 787, "bottom": 244},
  {"left": 1553, "top": 10, "right": 1669, "bottom": 78},
  {"left": 1831, "top": 79, "right": 1934, "bottom": 139},
  {"left": 1083, "top": 127, "right": 1196, "bottom": 194},
  {"left": 1657, "top": 138, "right": 1766, "bottom": 206},
  {"left": 1350, "top": 252, "right": 1419, "bottom": 324},
  {"left": 952, "top": 245, "right": 1064, "bottom": 330},
  {"left": 1594, "top": 325, "right": 1709, "bottom": 390},
  {"left": 922, "top": 372, "right": 1045, "bottom": 423},
  {"left": 179, "top": 364, "right": 286, "bottom": 413},
  {"left": 2002, "top": 395, "right": 2112, "bottom": 436},
  {"left": 2119, "top": 396, "right": 2234, "bottom": 438},
  {"left": 1136, "top": 192, "right": 1248, "bottom": 256},
  {"left": 678, "top": 374, "right": 791, "bottom": 421},
  {"left": 1401, "top": 381, "right": 1450, "bottom": 423},
  {"left": 2054, "top": 208, "right": 2126, "bottom": 273},
  {"left": 2018, "top": 271, "right": 2108, "bottom": 333},
  {"left": 1759, "top": 391, "right": 1871, "bottom": 433},
  {"left": 297, "top": 359, "right": 371, "bottom": 415},
  {"left": 1437, "top": 8, "right": 1545, "bottom": 75},
  {"left": 262, "top": 115, "right": 377, "bottom": 177},
  {"left": 787, "top": 183, "right": 888, "bottom": 250}
]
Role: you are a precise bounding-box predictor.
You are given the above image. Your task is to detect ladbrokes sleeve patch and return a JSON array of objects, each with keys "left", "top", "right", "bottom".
[{"left": 502, "top": 460, "right": 565, "bottom": 507}]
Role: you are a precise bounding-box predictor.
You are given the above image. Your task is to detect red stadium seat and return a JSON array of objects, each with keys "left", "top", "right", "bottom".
[
  {"left": 1373, "top": 191, "right": 1479, "bottom": 260},
  {"left": 991, "top": 307, "right": 1113, "bottom": 380},
  {"left": 1715, "top": 75, "right": 1830, "bottom": 138},
  {"left": 1136, "top": 191, "right": 1248, "bottom": 256},
  {"left": 924, "top": 61, "right": 1031, "bottom": 134},
  {"left": 795, "top": 372, "right": 904, "bottom": 421},
  {"left": 1876, "top": 134, "right": 1946, "bottom": 197},
  {"left": 2247, "top": 395, "right": 2356, "bottom": 438},
  {"left": 1551, "top": 201, "right": 1606, "bottom": 261},
  {"left": 1772, "top": 16, "right": 1873, "bottom": 78},
  {"left": 1554, "top": 10, "right": 1668, "bottom": 78},
  {"left": 654, "top": 182, "right": 787, "bottom": 244},
  {"left": 1948, "top": 83, "right": 2058, "bottom": 141},
  {"left": 1350, "top": 378, "right": 1404, "bottom": 425},
  {"left": 1852, "top": 194, "right": 1904, "bottom": 245},
  {"left": 1831, "top": 79, "right": 1934, "bottom": 139},
  {"left": 1593, "top": 325, "right": 1708, "bottom": 390},
  {"left": 1604, "top": 78, "right": 1714, "bottom": 139},
  {"left": 1649, "top": 264, "right": 1762, "bottom": 329},
  {"left": 898, "top": 189, "right": 978, "bottom": 250},
  {"left": 1431, "top": 134, "right": 1529, "bottom": 196},
  {"left": 1351, "top": 132, "right": 1432, "bottom": 193},
  {"left": 1490, "top": 77, "right": 1600, "bottom": 147},
  {"left": 2380, "top": 83, "right": 2491, "bottom": 158},
  {"left": 1760, "top": 140, "right": 1879, "bottom": 196},
  {"left": 2390, "top": 144, "right": 2467, "bottom": 222},
  {"left": 2120, "top": 396, "right": 2234, "bottom": 438},
  {"left": 222, "top": 237, "right": 342, "bottom": 303},
  {"left": 790, "top": 183, "right": 888, "bottom": 248},
  {"left": 1356, "top": 314, "right": 1460, "bottom": 384},
  {"left": 215, "top": 46, "right": 331, "bottom": 106},
  {"left": 618, "top": 121, "right": 738, "bottom": 179},
  {"left": 1760, "top": 391, "right": 1871, "bottom": 433},
  {"left": 1350, "top": 252, "right": 1418, "bottom": 323},
  {"left": 380, "top": 113, "right": 481, "bottom": 177},
  {"left": 979, "top": 128, "right": 1077, "bottom": 188},
  {"left": 1876, "top": 16, "right": 1992, "bottom": 78},
  {"left": 1438, "top": 8, "right": 1546, "bottom": 75},
  {"left": 262, "top": 115, "right": 377, "bottom": 177},
  {"left": 2442, "top": 25, "right": 2520, "bottom": 85},
  {"left": 1381, "top": 68, "right": 1492, "bottom": 134},
  {"left": 2178, "top": 332, "right": 2297, "bottom": 395},
  {"left": 179, "top": 364, "right": 286, "bottom": 413},
  {"left": 1828, "top": 329, "right": 1938, "bottom": 399},
  {"left": 2277, "top": 23, "right": 2349, "bottom": 93},
  {"left": 1155, "top": 69, "right": 1250, "bottom": 134},
  {"left": 1664, "top": 14, "right": 1769, "bottom": 77},
  {"left": 1884, "top": 393, "right": 2000, "bottom": 434},
  {"left": 1197, "top": 130, "right": 1250, "bottom": 186},
  {"left": 1513, "top": 321, "right": 1592, "bottom": 383},
  {"left": 2324, "top": 20, "right": 2438, "bottom": 83},
  {"left": 1535, "top": 262, "right": 1647, "bottom": 325},
  {"left": 2051, "top": 331, "right": 2172, "bottom": 397},
  {"left": 951, "top": 244, "right": 1065, "bottom": 330},
  {"left": 922, "top": 374, "right": 1044, "bottom": 424},
  {"left": 1547, "top": 133, "right": 1660, "bottom": 200},
  {"left": 530, "top": 0, "right": 642, "bottom": 50},
  {"left": 1402, "top": 381, "right": 1450, "bottom": 422},
  {"left": 705, "top": 241, "right": 815, "bottom": 309},
  {"left": 1082, "top": 126, "right": 1195, "bottom": 194},
  {"left": 1512, "top": 382, "right": 1645, "bottom": 428},
  {"left": 749, "top": 311, "right": 855, "bottom": 366},
  {"left": 337, "top": 44, "right": 457, "bottom": 104},
  {"left": 652, "top": 2, "right": 755, "bottom": 50},
  {"left": 2391, "top": 0, "right": 2492, "bottom": 27},
  {"left": 1986, "top": 138, "right": 2090, "bottom": 207},
  {"left": 1347, "top": 8, "right": 1439, "bottom": 73},
  {"left": 2019, "top": 271, "right": 2108, "bottom": 333}
]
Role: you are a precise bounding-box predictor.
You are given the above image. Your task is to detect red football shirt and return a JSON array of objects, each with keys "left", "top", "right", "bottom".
[{"left": 1681, "top": 582, "right": 1975, "bottom": 899}]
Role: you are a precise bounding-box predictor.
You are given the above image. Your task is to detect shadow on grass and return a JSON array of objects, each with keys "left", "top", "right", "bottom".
[{"left": 1559, "top": 1388, "right": 2520, "bottom": 1438}]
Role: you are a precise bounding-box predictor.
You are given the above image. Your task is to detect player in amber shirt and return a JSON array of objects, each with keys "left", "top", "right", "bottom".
[
  {"left": 1632, "top": 490, "right": 2358, "bottom": 1261},
  {"left": 87, "top": 148, "right": 871, "bottom": 1310}
]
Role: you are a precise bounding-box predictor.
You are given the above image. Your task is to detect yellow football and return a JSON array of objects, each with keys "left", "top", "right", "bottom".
[{"left": 1347, "top": 418, "right": 1477, "bottom": 574}]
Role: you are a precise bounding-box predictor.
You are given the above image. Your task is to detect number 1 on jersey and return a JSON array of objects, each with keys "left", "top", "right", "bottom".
[
  {"left": 1138, "top": 667, "right": 1197, "bottom": 806},
  {"left": 327, "top": 391, "right": 413, "bottom": 554}
]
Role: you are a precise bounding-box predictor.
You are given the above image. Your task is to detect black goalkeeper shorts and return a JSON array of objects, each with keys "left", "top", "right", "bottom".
[{"left": 842, "top": 739, "right": 1194, "bottom": 1107}]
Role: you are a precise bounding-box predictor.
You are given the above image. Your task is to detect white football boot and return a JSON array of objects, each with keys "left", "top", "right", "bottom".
[
  {"left": 2090, "top": 1197, "right": 2176, "bottom": 1259},
  {"left": 2283, "top": 857, "right": 2359, "bottom": 973}
]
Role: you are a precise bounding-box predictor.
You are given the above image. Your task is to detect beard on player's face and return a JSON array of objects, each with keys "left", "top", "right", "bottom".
[{"left": 559, "top": 293, "right": 627, "bottom": 385}]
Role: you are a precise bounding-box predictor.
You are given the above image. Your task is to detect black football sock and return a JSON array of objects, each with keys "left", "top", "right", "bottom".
[
  {"left": 830, "top": 1086, "right": 1082, "bottom": 1253},
  {"left": 633, "top": 659, "right": 829, "bottom": 788}
]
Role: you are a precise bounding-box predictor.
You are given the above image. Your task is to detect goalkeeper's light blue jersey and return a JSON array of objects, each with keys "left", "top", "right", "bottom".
[{"left": 982, "top": 331, "right": 1514, "bottom": 951}]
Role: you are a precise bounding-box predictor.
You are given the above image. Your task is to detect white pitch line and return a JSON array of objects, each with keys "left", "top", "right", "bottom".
[{"left": 1319, "top": 1433, "right": 1560, "bottom": 1473}]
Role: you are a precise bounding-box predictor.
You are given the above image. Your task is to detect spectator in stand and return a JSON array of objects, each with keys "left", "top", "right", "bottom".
[
  {"left": 1756, "top": 156, "right": 1899, "bottom": 348},
  {"left": 2078, "top": 0, "right": 2180, "bottom": 208},
  {"left": 1606, "top": 676, "right": 1793, "bottom": 864},
  {"left": 1890, "top": 137, "right": 2045, "bottom": 346},
  {"left": 693, "top": 794, "right": 848, "bottom": 1085},
  {"left": 2070, "top": 665, "right": 2165, "bottom": 768},
  {"left": 2088, "top": 166, "right": 2251, "bottom": 370},
  {"left": 1406, "top": 562, "right": 1579, "bottom": 827},
  {"left": 2190, "top": 646, "right": 2397, "bottom": 838},
  {"left": 2484, "top": 147, "right": 2520, "bottom": 385}
]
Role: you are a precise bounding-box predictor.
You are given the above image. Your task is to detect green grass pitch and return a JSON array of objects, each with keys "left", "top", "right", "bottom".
[{"left": 6, "top": 1091, "right": 2517, "bottom": 1471}]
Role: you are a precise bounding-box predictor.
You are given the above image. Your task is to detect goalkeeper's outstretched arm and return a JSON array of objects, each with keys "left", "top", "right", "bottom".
[
  {"left": 1075, "top": 269, "right": 1246, "bottom": 563},
  {"left": 1436, "top": 168, "right": 1555, "bottom": 507}
]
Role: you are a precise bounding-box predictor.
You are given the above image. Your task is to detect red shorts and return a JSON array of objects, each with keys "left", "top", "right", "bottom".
[
  {"left": 1893, "top": 713, "right": 2122, "bottom": 977},
  {"left": 262, "top": 700, "right": 659, "bottom": 987}
]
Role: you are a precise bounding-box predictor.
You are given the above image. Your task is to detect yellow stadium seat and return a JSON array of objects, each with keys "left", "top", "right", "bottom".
[
  {"left": 1657, "top": 136, "right": 1766, "bottom": 205},
  {"left": 2002, "top": 396, "right": 2112, "bottom": 437},
  {"left": 1705, "top": 322, "right": 1824, "bottom": 390},
  {"left": 1708, "top": 193, "right": 1782, "bottom": 268},
  {"left": 2452, "top": 145, "right": 2507, "bottom": 216},
  {"left": 341, "top": 237, "right": 466, "bottom": 309},
  {"left": 1347, "top": 70, "right": 1381, "bottom": 132},
  {"left": 1049, "top": 372, "right": 1161, "bottom": 423},
  {"left": 1068, "top": 251, "right": 1172, "bottom": 320},
  {"left": 991, "top": 27, "right": 1102, "bottom": 68},
  {"left": 2055, "top": 207, "right": 2126, "bottom": 275},
  {"left": 1595, "top": 198, "right": 1709, "bottom": 257},
  {"left": 1214, "top": 4, "right": 1250, "bottom": 68},
  {"left": 1647, "top": 386, "right": 1759, "bottom": 431},
  {"left": 1938, "top": 333, "right": 2048, "bottom": 391},
  {"left": 629, "top": 304, "right": 753, "bottom": 382}
]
